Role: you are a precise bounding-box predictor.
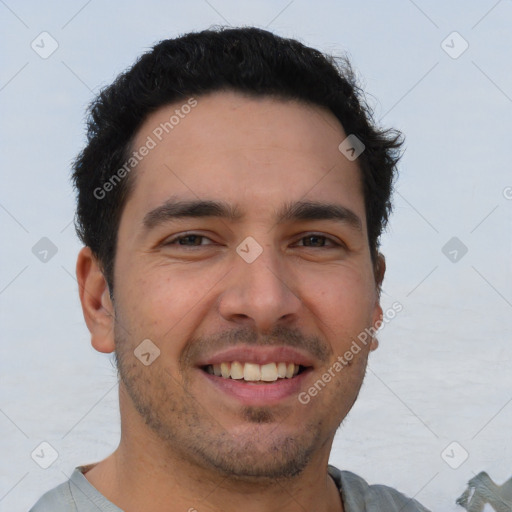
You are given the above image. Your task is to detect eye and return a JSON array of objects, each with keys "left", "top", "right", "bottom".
[
  {"left": 295, "top": 234, "right": 341, "bottom": 248},
  {"left": 164, "top": 233, "right": 215, "bottom": 247}
]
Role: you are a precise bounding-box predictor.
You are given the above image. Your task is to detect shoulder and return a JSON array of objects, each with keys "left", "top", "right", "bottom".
[
  {"left": 328, "top": 465, "right": 432, "bottom": 512},
  {"left": 29, "top": 480, "right": 76, "bottom": 512},
  {"left": 29, "top": 466, "right": 123, "bottom": 512}
]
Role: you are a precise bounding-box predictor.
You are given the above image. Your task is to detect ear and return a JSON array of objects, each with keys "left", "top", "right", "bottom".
[
  {"left": 76, "top": 247, "right": 115, "bottom": 354},
  {"left": 370, "top": 252, "right": 386, "bottom": 352}
]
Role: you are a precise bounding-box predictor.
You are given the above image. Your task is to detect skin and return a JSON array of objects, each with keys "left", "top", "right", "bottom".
[{"left": 76, "top": 90, "right": 386, "bottom": 512}]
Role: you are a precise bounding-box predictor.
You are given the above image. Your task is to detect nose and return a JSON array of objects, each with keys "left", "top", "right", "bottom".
[{"left": 218, "top": 244, "right": 302, "bottom": 333}]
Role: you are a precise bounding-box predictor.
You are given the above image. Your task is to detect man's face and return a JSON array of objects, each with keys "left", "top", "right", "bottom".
[{"left": 110, "top": 91, "right": 383, "bottom": 479}]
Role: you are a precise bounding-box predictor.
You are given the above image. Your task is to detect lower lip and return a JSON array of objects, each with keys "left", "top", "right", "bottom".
[{"left": 200, "top": 369, "right": 312, "bottom": 406}]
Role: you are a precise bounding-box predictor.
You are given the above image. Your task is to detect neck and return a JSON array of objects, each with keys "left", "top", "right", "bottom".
[
  {"left": 84, "top": 388, "right": 344, "bottom": 512},
  {"left": 86, "top": 437, "right": 344, "bottom": 512}
]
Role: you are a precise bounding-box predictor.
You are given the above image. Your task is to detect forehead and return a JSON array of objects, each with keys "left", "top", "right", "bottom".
[{"left": 125, "top": 91, "right": 365, "bottom": 225}]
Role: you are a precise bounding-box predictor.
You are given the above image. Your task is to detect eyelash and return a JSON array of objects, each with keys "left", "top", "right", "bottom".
[
  {"left": 163, "top": 232, "right": 342, "bottom": 248},
  {"left": 164, "top": 233, "right": 215, "bottom": 247}
]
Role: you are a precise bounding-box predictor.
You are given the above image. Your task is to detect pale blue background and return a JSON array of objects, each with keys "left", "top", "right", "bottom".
[{"left": 1, "top": 1, "right": 512, "bottom": 510}]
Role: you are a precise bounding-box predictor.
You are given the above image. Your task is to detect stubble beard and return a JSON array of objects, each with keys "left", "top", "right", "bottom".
[
  {"left": 114, "top": 338, "right": 330, "bottom": 481},
  {"left": 112, "top": 319, "right": 367, "bottom": 482}
]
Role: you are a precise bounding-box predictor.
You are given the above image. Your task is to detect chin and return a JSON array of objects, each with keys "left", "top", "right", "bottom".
[{"left": 187, "top": 426, "right": 320, "bottom": 481}]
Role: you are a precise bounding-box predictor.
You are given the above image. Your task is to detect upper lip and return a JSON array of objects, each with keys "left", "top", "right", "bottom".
[{"left": 196, "top": 346, "right": 316, "bottom": 368}]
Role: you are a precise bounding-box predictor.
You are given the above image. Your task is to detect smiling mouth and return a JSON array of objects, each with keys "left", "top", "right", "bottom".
[{"left": 202, "top": 362, "right": 308, "bottom": 383}]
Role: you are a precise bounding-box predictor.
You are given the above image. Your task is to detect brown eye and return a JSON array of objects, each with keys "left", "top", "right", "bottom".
[
  {"left": 177, "top": 234, "right": 204, "bottom": 246},
  {"left": 164, "top": 233, "right": 214, "bottom": 247},
  {"left": 302, "top": 235, "right": 327, "bottom": 247},
  {"left": 298, "top": 234, "right": 339, "bottom": 248}
]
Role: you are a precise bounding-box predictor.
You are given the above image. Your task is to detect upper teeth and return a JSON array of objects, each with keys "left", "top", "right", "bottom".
[{"left": 206, "top": 362, "right": 300, "bottom": 381}]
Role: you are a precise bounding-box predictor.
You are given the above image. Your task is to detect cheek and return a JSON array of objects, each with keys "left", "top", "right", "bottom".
[
  {"left": 116, "top": 263, "right": 221, "bottom": 344},
  {"left": 299, "top": 264, "right": 377, "bottom": 334}
]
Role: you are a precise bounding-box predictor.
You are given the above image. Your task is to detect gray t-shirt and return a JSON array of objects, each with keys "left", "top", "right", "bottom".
[{"left": 29, "top": 464, "right": 431, "bottom": 511}]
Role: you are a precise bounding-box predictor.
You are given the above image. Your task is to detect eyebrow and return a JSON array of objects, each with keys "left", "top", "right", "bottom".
[
  {"left": 276, "top": 200, "right": 363, "bottom": 232},
  {"left": 142, "top": 198, "right": 362, "bottom": 233},
  {"left": 143, "top": 198, "right": 242, "bottom": 229}
]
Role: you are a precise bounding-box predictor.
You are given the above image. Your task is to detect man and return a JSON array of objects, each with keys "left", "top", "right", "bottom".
[{"left": 30, "top": 27, "right": 430, "bottom": 512}]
